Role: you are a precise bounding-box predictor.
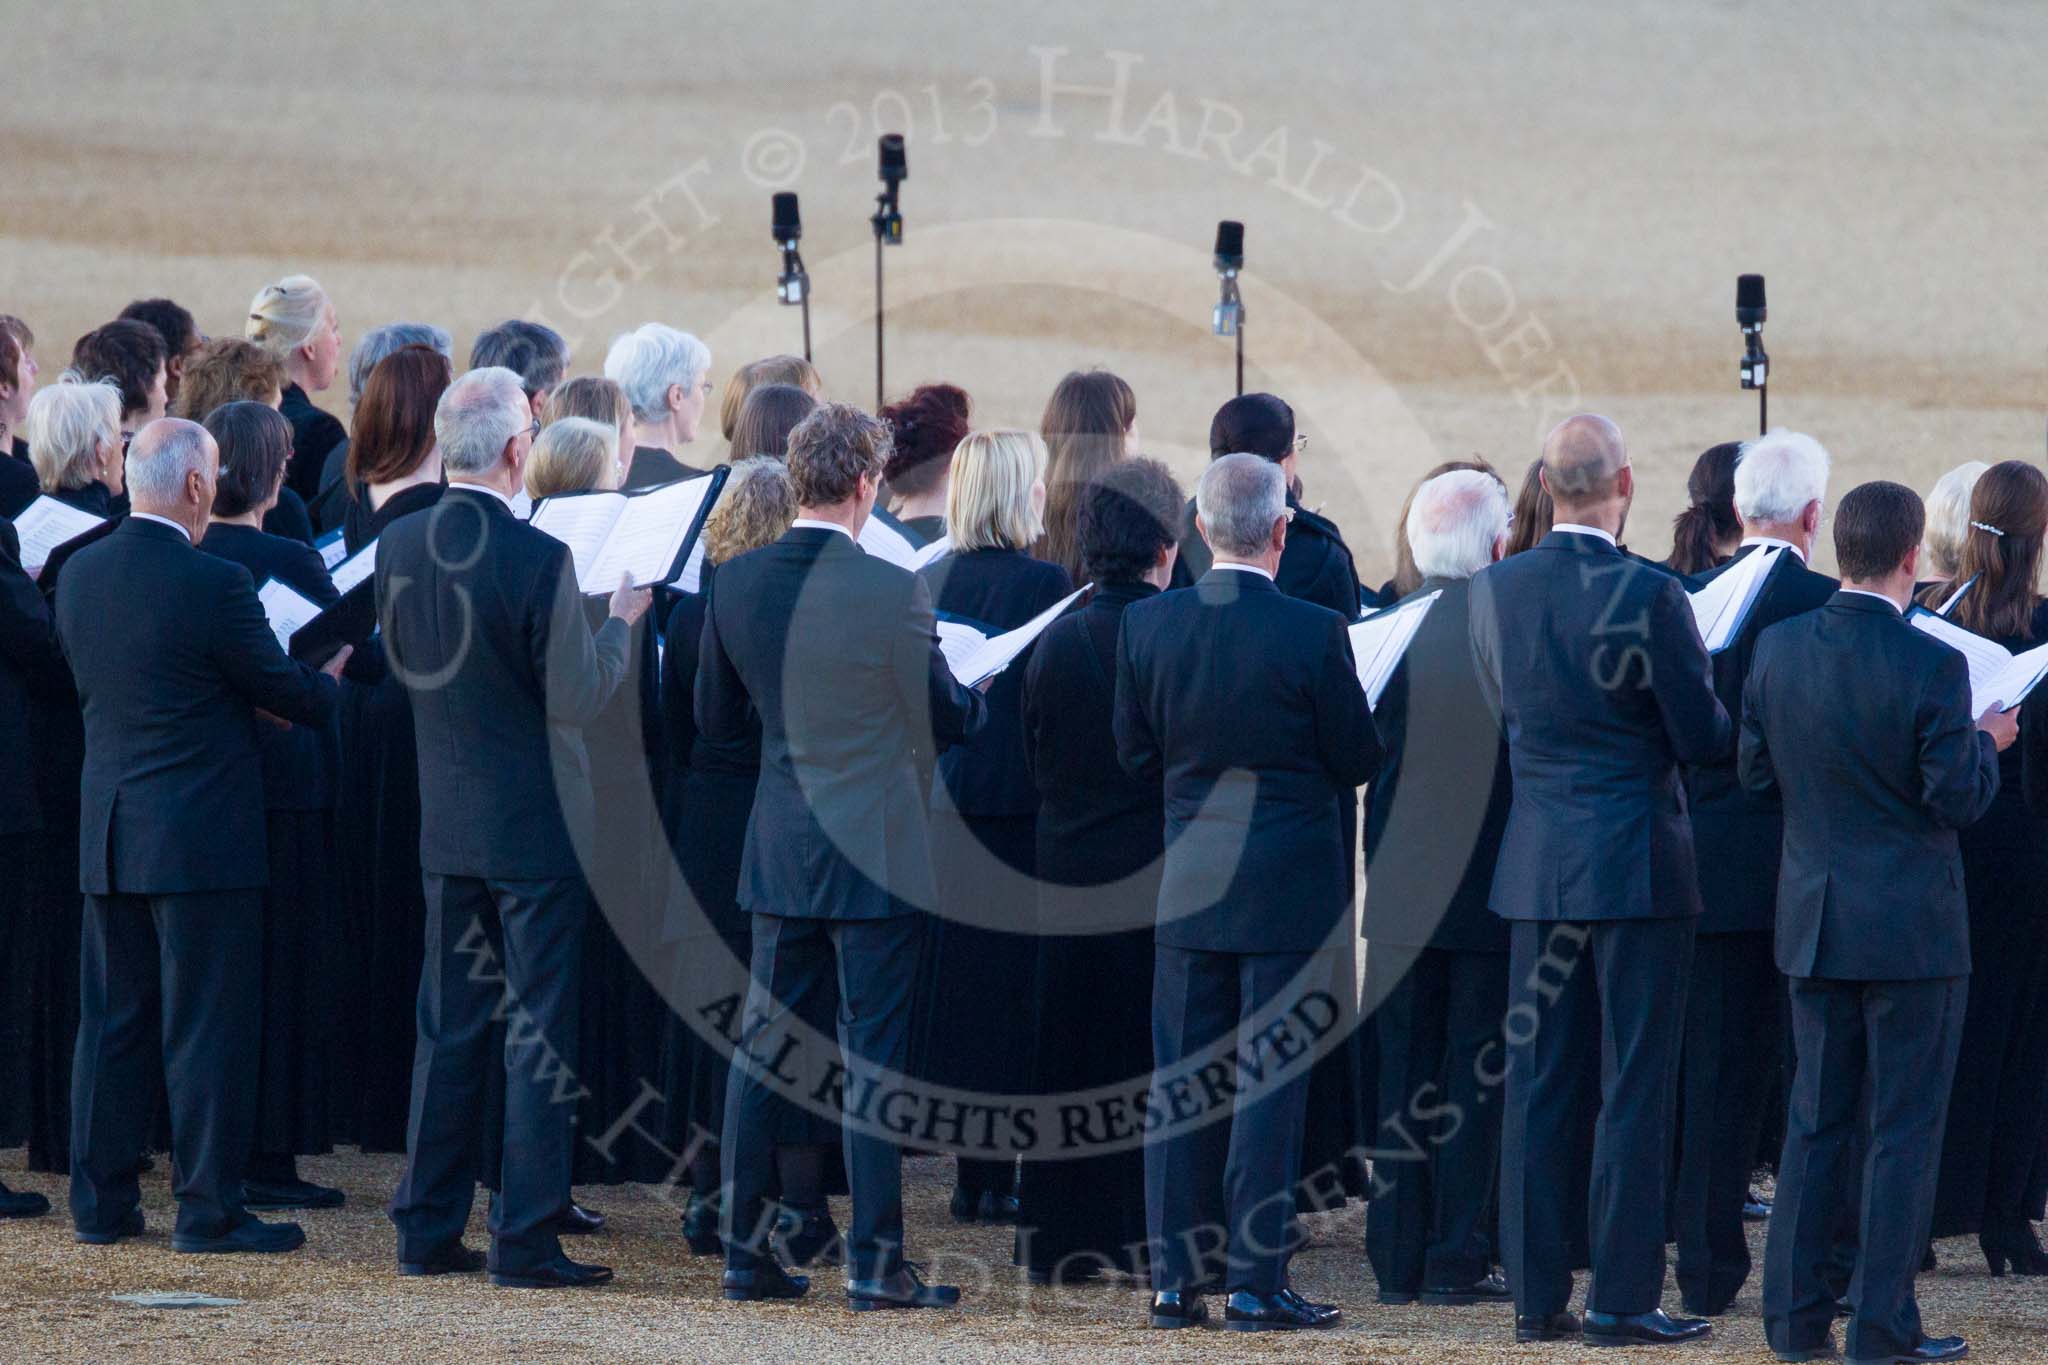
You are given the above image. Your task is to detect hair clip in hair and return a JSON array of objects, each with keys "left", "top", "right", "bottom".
[{"left": 1971, "top": 520, "right": 2006, "bottom": 536}]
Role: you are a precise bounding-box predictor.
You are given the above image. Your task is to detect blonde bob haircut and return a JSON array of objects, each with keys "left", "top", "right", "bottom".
[
  {"left": 524, "top": 416, "right": 619, "bottom": 499},
  {"left": 946, "top": 429, "right": 1046, "bottom": 553},
  {"left": 703, "top": 456, "right": 798, "bottom": 564},
  {"left": 244, "top": 274, "right": 330, "bottom": 360}
]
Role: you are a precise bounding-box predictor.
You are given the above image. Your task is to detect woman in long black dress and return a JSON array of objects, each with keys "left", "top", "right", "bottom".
[
  {"left": 195, "top": 402, "right": 347, "bottom": 1208},
  {"left": 1925, "top": 460, "right": 2048, "bottom": 1271},
  {"left": 331, "top": 345, "right": 449, "bottom": 1150},
  {"left": 1015, "top": 457, "right": 1183, "bottom": 1282},
  {"left": 914, "top": 429, "right": 1073, "bottom": 1222}
]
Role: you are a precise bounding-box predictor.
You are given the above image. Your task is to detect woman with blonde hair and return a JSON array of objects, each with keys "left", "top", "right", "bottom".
[
  {"left": 913, "top": 428, "right": 1074, "bottom": 1223},
  {"left": 246, "top": 274, "right": 343, "bottom": 502},
  {"left": 717, "top": 354, "right": 822, "bottom": 444},
  {"left": 524, "top": 417, "right": 621, "bottom": 500},
  {"left": 543, "top": 376, "right": 636, "bottom": 467}
]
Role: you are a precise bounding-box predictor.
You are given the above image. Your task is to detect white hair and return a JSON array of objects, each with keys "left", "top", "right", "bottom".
[
  {"left": 1925, "top": 460, "right": 1991, "bottom": 578},
  {"left": 244, "top": 274, "right": 330, "bottom": 360},
  {"left": 602, "top": 323, "right": 710, "bottom": 424},
  {"left": 124, "top": 417, "right": 214, "bottom": 507},
  {"left": 1408, "top": 469, "right": 1509, "bottom": 580},
  {"left": 23, "top": 375, "right": 122, "bottom": 492},
  {"left": 436, "top": 367, "right": 529, "bottom": 476},
  {"left": 1734, "top": 428, "right": 1831, "bottom": 524},
  {"left": 1196, "top": 453, "right": 1287, "bottom": 558}
]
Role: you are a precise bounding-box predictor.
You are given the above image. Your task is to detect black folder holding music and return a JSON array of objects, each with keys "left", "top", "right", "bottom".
[{"left": 527, "top": 468, "right": 729, "bottom": 594}]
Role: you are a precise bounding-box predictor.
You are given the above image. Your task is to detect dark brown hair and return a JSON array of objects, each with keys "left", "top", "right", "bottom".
[
  {"left": 1667, "top": 442, "right": 1743, "bottom": 575},
  {"left": 205, "top": 401, "right": 294, "bottom": 519},
  {"left": 1505, "top": 458, "right": 1553, "bottom": 557},
  {"left": 171, "top": 338, "right": 287, "bottom": 421},
  {"left": 730, "top": 383, "right": 820, "bottom": 461},
  {"left": 1038, "top": 370, "right": 1136, "bottom": 582},
  {"left": 879, "top": 383, "right": 972, "bottom": 499},
  {"left": 1836, "top": 481, "right": 1926, "bottom": 585},
  {"left": 71, "top": 319, "right": 166, "bottom": 420},
  {"left": 786, "top": 402, "right": 890, "bottom": 507},
  {"left": 1915, "top": 459, "right": 2048, "bottom": 642},
  {"left": 1388, "top": 457, "right": 1500, "bottom": 596},
  {"left": 347, "top": 345, "right": 451, "bottom": 488},
  {"left": 1079, "top": 457, "right": 1183, "bottom": 585}
]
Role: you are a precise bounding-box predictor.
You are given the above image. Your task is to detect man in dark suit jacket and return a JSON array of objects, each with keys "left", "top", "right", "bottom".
[
  {"left": 697, "top": 402, "right": 986, "bottom": 1310},
  {"left": 1117, "top": 453, "right": 1382, "bottom": 1333},
  {"left": 1361, "top": 470, "right": 1515, "bottom": 1308},
  {"left": 1671, "top": 431, "right": 1840, "bottom": 1316},
  {"left": 1467, "top": 414, "right": 1729, "bottom": 1348},
  {"left": 57, "top": 419, "right": 341, "bottom": 1252},
  {"left": 1746, "top": 481, "right": 2009, "bottom": 1365},
  {"left": 380, "top": 368, "right": 650, "bottom": 1289}
]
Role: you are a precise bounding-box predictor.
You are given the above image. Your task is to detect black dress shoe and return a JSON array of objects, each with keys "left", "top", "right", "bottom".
[
  {"left": 0, "top": 1182, "right": 50, "bottom": 1219},
  {"left": 1376, "top": 1286, "right": 1418, "bottom": 1305},
  {"left": 1420, "top": 1270, "right": 1513, "bottom": 1305},
  {"left": 976, "top": 1190, "right": 1021, "bottom": 1223},
  {"left": 75, "top": 1207, "right": 145, "bottom": 1245},
  {"left": 243, "top": 1176, "right": 346, "bottom": 1211},
  {"left": 489, "top": 1254, "right": 614, "bottom": 1289},
  {"left": 847, "top": 1262, "right": 961, "bottom": 1311},
  {"left": 1222, "top": 1288, "right": 1341, "bottom": 1331},
  {"left": 1148, "top": 1291, "right": 1209, "bottom": 1329},
  {"left": 553, "top": 1202, "right": 605, "bottom": 1235},
  {"left": 1774, "top": 1339, "right": 1838, "bottom": 1363},
  {"left": 1746, "top": 1187, "right": 1775, "bottom": 1221},
  {"left": 1849, "top": 1337, "right": 1967, "bottom": 1364},
  {"left": 680, "top": 1191, "right": 722, "bottom": 1256},
  {"left": 773, "top": 1204, "right": 845, "bottom": 1268},
  {"left": 722, "top": 1262, "right": 809, "bottom": 1301},
  {"left": 1921, "top": 1243, "right": 1938, "bottom": 1272},
  {"left": 1517, "top": 1311, "right": 1582, "bottom": 1343},
  {"left": 947, "top": 1184, "right": 979, "bottom": 1222},
  {"left": 1582, "top": 1308, "right": 1713, "bottom": 1347},
  {"left": 173, "top": 1216, "right": 306, "bottom": 1255},
  {"left": 399, "top": 1242, "right": 487, "bottom": 1276}
]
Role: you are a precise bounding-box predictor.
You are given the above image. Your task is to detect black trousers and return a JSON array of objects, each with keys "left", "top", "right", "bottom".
[
  {"left": 1146, "top": 945, "right": 1322, "bottom": 1297},
  {"left": 1501, "top": 916, "right": 1693, "bottom": 1317},
  {"left": 389, "top": 873, "right": 585, "bottom": 1275},
  {"left": 1673, "top": 929, "right": 1783, "bottom": 1313},
  {"left": 723, "top": 912, "right": 921, "bottom": 1282},
  {"left": 1364, "top": 944, "right": 1507, "bottom": 1296},
  {"left": 1764, "top": 975, "right": 1966, "bottom": 1362},
  {"left": 69, "top": 889, "right": 261, "bottom": 1239}
]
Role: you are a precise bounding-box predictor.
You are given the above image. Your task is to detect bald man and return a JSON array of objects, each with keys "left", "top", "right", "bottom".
[{"left": 1468, "top": 415, "right": 1730, "bottom": 1347}]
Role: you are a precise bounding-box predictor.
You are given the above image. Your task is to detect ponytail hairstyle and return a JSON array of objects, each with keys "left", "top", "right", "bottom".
[{"left": 1667, "top": 442, "right": 1743, "bottom": 575}]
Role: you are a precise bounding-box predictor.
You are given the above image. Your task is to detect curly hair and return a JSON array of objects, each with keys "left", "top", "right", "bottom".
[
  {"left": 704, "top": 456, "right": 798, "bottom": 563},
  {"left": 171, "top": 338, "right": 288, "bottom": 421},
  {"left": 786, "top": 402, "right": 891, "bottom": 507}
]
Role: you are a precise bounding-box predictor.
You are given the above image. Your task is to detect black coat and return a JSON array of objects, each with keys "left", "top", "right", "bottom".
[
  {"left": 1361, "top": 576, "right": 1511, "bottom": 954},
  {"left": 1683, "top": 544, "right": 1839, "bottom": 935},
  {"left": 280, "top": 383, "right": 347, "bottom": 505},
  {"left": 696, "top": 524, "right": 986, "bottom": 921},
  {"left": 0, "top": 521, "right": 69, "bottom": 835},
  {"left": 1740, "top": 591, "right": 2000, "bottom": 980},
  {"left": 1469, "top": 529, "right": 1729, "bottom": 922},
  {"left": 1115, "top": 567, "right": 1382, "bottom": 953},
  {"left": 0, "top": 440, "right": 37, "bottom": 519},
  {"left": 374, "top": 485, "right": 630, "bottom": 879},
  {"left": 623, "top": 445, "right": 705, "bottom": 490},
  {"left": 1175, "top": 491, "right": 1369, "bottom": 617},
  {"left": 56, "top": 518, "right": 336, "bottom": 893}
]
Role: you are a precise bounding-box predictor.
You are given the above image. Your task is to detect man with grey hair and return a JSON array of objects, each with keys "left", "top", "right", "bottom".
[
  {"left": 1362, "top": 468, "right": 1516, "bottom": 1308},
  {"left": 1671, "top": 428, "right": 1838, "bottom": 1317},
  {"left": 1469, "top": 413, "right": 1728, "bottom": 1347},
  {"left": 58, "top": 417, "right": 344, "bottom": 1254},
  {"left": 380, "top": 367, "right": 652, "bottom": 1289},
  {"left": 603, "top": 322, "right": 713, "bottom": 489},
  {"left": 1116, "top": 452, "right": 1381, "bottom": 1332}
]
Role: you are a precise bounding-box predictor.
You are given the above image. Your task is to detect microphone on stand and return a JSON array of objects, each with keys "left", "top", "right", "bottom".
[
  {"left": 1213, "top": 220, "right": 1245, "bottom": 396},
  {"left": 1737, "top": 273, "right": 1768, "bottom": 434},
  {"left": 772, "top": 192, "right": 811, "bottom": 360},
  {"left": 872, "top": 134, "right": 907, "bottom": 405}
]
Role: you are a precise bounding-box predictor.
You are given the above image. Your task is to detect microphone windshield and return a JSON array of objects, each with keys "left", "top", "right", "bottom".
[
  {"left": 878, "top": 134, "right": 907, "bottom": 182},
  {"left": 1736, "top": 273, "right": 1767, "bottom": 325},
  {"left": 1214, "top": 220, "right": 1244, "bottom": 270},
  {"left": 772, "top": 192, "right": 801, "bottom": 242}
]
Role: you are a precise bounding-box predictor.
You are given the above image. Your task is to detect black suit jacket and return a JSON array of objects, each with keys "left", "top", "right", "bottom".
[
  {"left": 623, "top": 446, "right": 705, "bottom": 491},
  {"left": 0, "top": 445, "right": 37, "bottom": 520},
  {"left": 375, "top": 485, "right": 630, "bottom": 880},
  {"left": 57, "top": 518, "right": 336, "bottom": 893},
  {"left": 696, "top": 524, "right": 987, "bottom": 920},
  {"left": 1468, "top": 529, "right": 1729, "bottom": 922},
  {"left": 0, "top": 520, "right": 70, "bottom": 835},
  {"left": 1740, "top": 591, "right": 1999, "bottom": 980},
  {"left": 1175, "top": 491, "right": 1371, "bottom": 616},
  {"left": 1115, "top": 567, "right": 1382, "bottom": 953},
  {"left": 1684, "top": 544, "right": 1840, "bottom": 934},
  {"left": 1362, "top": 577, "right": 1512, "bottom": 954}
]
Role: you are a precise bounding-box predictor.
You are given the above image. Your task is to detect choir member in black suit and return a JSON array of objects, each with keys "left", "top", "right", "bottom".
[
  {"left": 60, "top": 418, "right": 341, "bottom": 1252},
  {"left": 244, "top": 275, "right": 344, "bottom": 503},
  {"left": 1035, "top": 370, "right": 1136, "bottom": 584},
  {"left": 167, "top": 337, "right": 316, "bottom": 546},
  {"left": 698, "top": 402, "right": 985, "bottom": 1309},
  {"left": 330, "top": 345, "right": 449, "bottom": 1152},
  {"left": 1746, "top": 480, "right": 2010, "bottom": 1365},
  {"left": 195, "top": 402, "right": 349, "bottom": 1212},
  {"left": 1016, "top": 456, "right": 1182, "bottom": 1283},
  {"left": 878, "top": 383, "right": 971, "bottom": 546},
  {"left": 1671, "top": 431, "right": 1839, "bottom": 1316},
  {"left": 0, "top": 321, "right": 41, "bottom": 518},
  {"left": 1467, "top": 414, "right": 1728, "bottom": 1348},
  {"left": 1375, "top": 458, "right": 1499, "bottom": 602},
  {"left": 1361, "top": 470, "right": 1515, "bottom": 1307},
  {"left": 915, "top": 429, "right": 1073, "bottom": 1222},
  {"left": 382, "top": 367, "right": 648, "bottom": 1289},
  {"left": 1116, "top": 453, "right": 1382, "bottom": 1333},
  {"left": 1665, "top": 442, "right": 1744, "bottom": 576},
  {"left": 0, "top": 509, "right": 68, "bottom": 1216},
  {"left": 604, "top": 323, "right": 713, "bottom": 488},
  {"left": 1925, "top": 461, "right": 2048, "bottom": 1270}
]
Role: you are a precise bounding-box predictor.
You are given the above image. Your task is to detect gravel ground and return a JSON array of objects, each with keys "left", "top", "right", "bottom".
[{"left": 3, "top": 1149, "right": 2046, "bottom": 1363}]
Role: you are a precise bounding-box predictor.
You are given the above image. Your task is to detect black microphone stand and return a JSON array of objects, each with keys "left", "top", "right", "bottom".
[
  {"left": 871, "top": 184, "right": 901, "bottom": 409},
  {"left": 1214, "top": 272, "right": 1244, "bottom": 397},
  {"left": 1741, "top": 327, "right": 1769, "bottom": 435},
  {"left": 777, "top": 240, "right": 812, "bottom": 362}
]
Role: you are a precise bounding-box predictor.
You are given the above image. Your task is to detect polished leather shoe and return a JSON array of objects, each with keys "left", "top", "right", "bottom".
[
  {"left": 773, "top": 1204, "right": 844, "bottom": 1268},
  {"left": 1517, "top": 1311, "right": 1582, "bottom": 1343},
  {"left": 243, "top": 1176, "right": 346, "bottom": 1211},
  {"left": 1746, "top": 1187, "right": 1775, "bottom": 1221},
  {"left": 75, "top": 1207, "right": 145, "bottom": 1245},
  {"left": 400, "top": 1242, "right": 487, "bottom": 1276},
  {"left": 1222, "top": 1288, "right": 1341, "bottom": 1331},
  {"left": 947, "top": 1185, "right": 1019, "bottom": 1224},
  {"left": 489, "top": 1254, "right": 613, "bottom": 1289},
  {"left": 1148, "top": 1291, "right": 1209, "bottom": 1329},
  {"left": 722, "top": 1262, "right": 809, "bottom": 1301},
  {"left": 553, "top": 1202, "right": 605, "bottom": 1235},
  {"left": 1420, "top": 1270, "right": 1513, "bottom": 1305},
  {"left": 847, "top": 1262, "right": 961, "bottom": 1311},
  {"left": 173, "top": 1216, "right": 306, "bottom": 1255},
  {"left": 1583, "top": 1308, "right": 1713, "bottom": 1347},
  {"left": 1848, "top": 1337, "right": 1967, "bottom": 1365},
  {"left": 0, "top": 1182, "right": 50, "bottom": 1219},
  {"left": 680, "top": 1191, "right": 722, "bottom": 1256}
]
